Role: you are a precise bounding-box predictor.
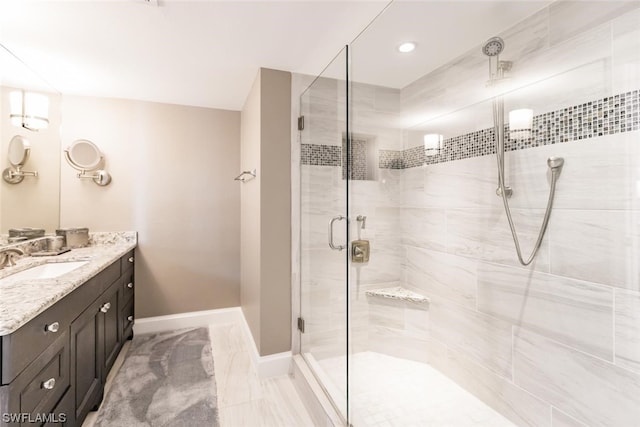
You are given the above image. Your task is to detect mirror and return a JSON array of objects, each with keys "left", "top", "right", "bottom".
[
  {"left": 64, "top": 139, "right": 112, "bottom": 186},
  {"left": 0, "top": 44, "right": 62, "bottom": 244},
  {"left": 7, "top": 135, "right": 30, "bottom": 167},
  {"left": 2, "top": 134, "right": 38, "bottom": 185},
  {"left": 66, "top": 139, "right": 103, "bottom": 170}
]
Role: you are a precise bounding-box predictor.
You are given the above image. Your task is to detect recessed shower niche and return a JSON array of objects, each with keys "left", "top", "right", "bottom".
[{"left": 342, "top": 133, "right": 378, "bottom": 181}]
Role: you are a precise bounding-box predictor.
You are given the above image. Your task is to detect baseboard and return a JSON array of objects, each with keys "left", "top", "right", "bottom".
[
  {"left": 134, "top": 307, "right": 242, "bottom": 334},
  {"left": 135, "top": 307, "right": 292, "bottom": 378},
  {"left": 237, "top": 309, "right": 292, "bottom": 379}
]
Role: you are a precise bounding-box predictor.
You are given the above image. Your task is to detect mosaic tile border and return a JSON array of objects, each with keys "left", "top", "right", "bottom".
[
  {"left": 301, "top": 89, "right": 640, "bottom": 169},
  {"left": 397, "top": 89, "right": 640, "bottom": 169},
  {"left": 301, "top": 143, "right": 340, "bottom": 166}
]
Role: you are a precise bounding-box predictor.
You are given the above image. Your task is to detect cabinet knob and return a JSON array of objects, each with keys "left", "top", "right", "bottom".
[
  {"left": 42, "top": 378, "right": 56, "bottom": 390},
  {"left": 128, "top": 256, "right": 134, "bottom": 263},
  {"left": 46, "top": 322, "right": 60, "bottom": 333},
  {"left": 100, "top": 302, "right": 111, "bottom": 313},
  {"left": 127, "top": 282, "right": 134, "bottom": 289},
  {"left": 127, "top": 315, "right": 134, "bottom": 322}
]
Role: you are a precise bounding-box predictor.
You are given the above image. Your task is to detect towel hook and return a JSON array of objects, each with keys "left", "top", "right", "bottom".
[{"left": 234, "top": 169, "right": 256, "bottom": 183}]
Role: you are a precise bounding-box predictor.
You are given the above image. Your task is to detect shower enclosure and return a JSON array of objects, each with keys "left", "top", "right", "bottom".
[{"left": 298, "top": 1, "right": 640, "bottom": 426}]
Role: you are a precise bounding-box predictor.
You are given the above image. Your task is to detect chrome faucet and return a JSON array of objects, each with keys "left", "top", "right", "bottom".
[{"left": 0, "top": 248, "right": 25, "bottom": 270}]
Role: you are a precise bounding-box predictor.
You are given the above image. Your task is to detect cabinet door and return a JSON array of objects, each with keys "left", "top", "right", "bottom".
[
  {"left": 69, "top": 299, "right": 102, "bottom": 425},
  {"left": 101, "top": 280, "right": 122, "bottom": 383},
  {"left": 42, "top": 388, "right": 73, "bottom": 427}
]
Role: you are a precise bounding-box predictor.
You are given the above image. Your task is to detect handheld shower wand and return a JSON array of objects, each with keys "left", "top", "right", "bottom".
[{"left": 482, "top": 37, "right": 564, "bottom": 266}]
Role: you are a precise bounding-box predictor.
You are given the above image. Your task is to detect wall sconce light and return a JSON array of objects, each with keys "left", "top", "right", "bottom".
[
  {"left": 10, "top": 90, "right": 49, "bottom": 132},
  {"left": 424, "top": 133, "right": 443, "bottom": 156},
  {"left": 508, "top": 108, "right": 533, "bottom": 140}
]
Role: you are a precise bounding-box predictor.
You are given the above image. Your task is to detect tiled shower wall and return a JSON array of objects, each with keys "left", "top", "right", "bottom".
[
  {"left": 299, "top": 2, "right": 640, "bottom": 427},
  {"left": 392, "top": 4, "right": 640, "bottom": 427}
]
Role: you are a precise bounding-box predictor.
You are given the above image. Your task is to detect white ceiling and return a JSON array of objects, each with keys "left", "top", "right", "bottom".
[{"left": 0, "top": 0, "right": 553, "bottom": 111}]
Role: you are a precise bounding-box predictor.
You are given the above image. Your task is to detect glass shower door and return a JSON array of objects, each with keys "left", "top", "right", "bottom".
[{"left": 299, "top": 47, "right": 351, "bottom": 422}]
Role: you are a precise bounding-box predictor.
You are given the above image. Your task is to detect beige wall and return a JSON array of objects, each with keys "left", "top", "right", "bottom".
[
  {"left": 1, "top": 86, "right": 61, "bottom": 235},
  {"left": 241, "top": 73, "right": 262, "bottom": 348},
  {"left": 241, "top": 68, "right": 292, "bottom": 356},
  {"left": 60, "top": 95, "right": 241, "bottom": 317}
]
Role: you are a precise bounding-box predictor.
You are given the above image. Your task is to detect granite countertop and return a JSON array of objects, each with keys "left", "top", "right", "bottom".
[{"left": 0, "top": 232, "right": 137, "bottom": 336}]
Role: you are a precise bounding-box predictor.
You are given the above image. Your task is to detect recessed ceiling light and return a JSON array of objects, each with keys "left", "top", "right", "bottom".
[{"left": 398, "top": 42, "right": 416, "bottom": 53}]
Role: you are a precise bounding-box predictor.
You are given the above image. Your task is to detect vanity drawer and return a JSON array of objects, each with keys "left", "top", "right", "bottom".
[
  {"left": 7, "top": 332, "right": 69, "bottom": 425},
  {"left": 120, "top": 250, "right": 135, "bottom": 274},
  {"left": 121, "top": 269, "right": 134, "bottom": 304},
  {"left": 1, "top": 303, "right": 73, "bottom": 386}
]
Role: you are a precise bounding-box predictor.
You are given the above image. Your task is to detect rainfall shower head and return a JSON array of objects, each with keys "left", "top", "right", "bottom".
[{"left": 482, "top": 37, "right": 505, "bottom": 57}]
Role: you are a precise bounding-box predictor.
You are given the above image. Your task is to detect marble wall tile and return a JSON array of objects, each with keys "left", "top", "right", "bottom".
[
  {"left": 548, "top": 1, "right": 639, "bottom": 47},
  {"left": 301, "top": 166, "right": 345, "bottom": 216},
  {"left": 549, "top": 209, "right": 640, "bottom": 291},
  {"left": 350, "top": 244, "right": 403, "bottom": 285},
  {"left": 503, "top": 133, "right": 640, "bottom": 211},
  {"left": 374, "top": 85, "right": 401, "bottom": 114},
  {"left": 552, "top": 408, "right": 587, "bottom": 427},
  {"left": 441, "top": 346, "right": 552, "bottom": 427},
  {"left": 615, "top": 288, "right": 640, "bottom": 373},
  {"left": 477, "top": 262, "right": 614, "bottom": 360},
  {"left": 516, "top": 20, "right": 613, "bottom": 112},
  {"left": 612, "top": 8, "right": 640, "bottom": 94},
  {"left": 399, "top": 166, "right": 428, "bottom": 208},
  {"left": 305, "top": 328, "right": 347, "bottom": 361},
  {"left": 404, "top": 301, "right": 429, "bottom": 334},
  {"left": 400, "top": 208, "right": 448, "bottom": 251},
  {"left": 430, "top": 301, "right": 513, "bottom": 378},
  {"left": 368, "top": 325, "right": 433, "bottom": 365},
  {"left": 402, "top": 246, "right": 477, "bottom": 310},
  {"left": 300, "top": 249, "right": 346, "bottom": 284},
  {"left": 446, "top": 207, "right": 551, "bottom": 272},
  {"left": 420, "top": 156, "right": 501, "bottom": 209},
  {"left": 514, "top": 328, "right": 640, "bottom": 427},
  {"left": 368, "top": 297, "right": 405, "bottom": 330}
]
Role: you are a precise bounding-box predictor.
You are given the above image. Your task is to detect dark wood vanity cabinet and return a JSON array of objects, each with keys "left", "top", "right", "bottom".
[{"left": 0, "top": 249, "right": 135, "bottom": 427}]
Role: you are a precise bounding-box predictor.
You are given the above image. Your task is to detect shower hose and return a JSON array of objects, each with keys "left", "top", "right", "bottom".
[{"left": 493, "top": 95, "right": 563, "bottom": 266}]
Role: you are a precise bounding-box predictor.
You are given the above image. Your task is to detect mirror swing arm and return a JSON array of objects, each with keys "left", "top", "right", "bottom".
[{"left": 2, "top": 166, "right": 38, "bottom": 184}]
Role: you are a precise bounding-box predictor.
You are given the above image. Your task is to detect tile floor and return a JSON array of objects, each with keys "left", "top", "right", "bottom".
[
  {"left": 83, "top": 322, "right": 316, "bottom": 427},
  {"left": 317, "top": 352, "right": 516, "bottom": 427}
]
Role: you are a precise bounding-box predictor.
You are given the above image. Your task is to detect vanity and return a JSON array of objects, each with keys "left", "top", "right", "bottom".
[{"left": 0, "top": 233, "right": 136, "bottom": 427}]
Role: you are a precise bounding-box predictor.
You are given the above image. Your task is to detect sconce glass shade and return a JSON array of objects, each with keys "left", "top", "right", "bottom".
[
  {"left": 10, "top": 91, "right": 49, "bottom": 131},
  {"left": 509, "top": 108, "right": 533, "bottom": 140},
  {"left": 424, "top": 133, "right": 443, "bottom": 156}
]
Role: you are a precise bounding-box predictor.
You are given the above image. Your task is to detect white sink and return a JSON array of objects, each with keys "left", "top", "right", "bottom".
[{"left": 2, "top": 261, "right": 88, "bottom": 281}]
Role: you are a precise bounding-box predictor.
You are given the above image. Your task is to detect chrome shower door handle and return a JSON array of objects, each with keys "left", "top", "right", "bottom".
[{"left": 328, "top": 215, "right": 346, "bottom": 251}]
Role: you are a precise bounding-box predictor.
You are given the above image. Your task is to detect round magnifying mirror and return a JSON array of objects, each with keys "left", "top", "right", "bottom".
[
  {"left": 7, "top": 135, "right": 30, "bottom": 167},
  {"left": 66, "top": 139, "right": 103, "bottom": 171}
]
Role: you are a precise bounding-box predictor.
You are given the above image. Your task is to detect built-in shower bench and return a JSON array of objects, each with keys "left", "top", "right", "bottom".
[{"left": 365, "top": 285, "right": 430, "bottom": 305}]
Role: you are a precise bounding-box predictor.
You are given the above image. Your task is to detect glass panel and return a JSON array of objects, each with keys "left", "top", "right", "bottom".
[
  {"left": 347, "top": 1, "right": 640, "bottom": 426},
  {"left": 299, "top": 46, "right": 350, "bottom": 422}
]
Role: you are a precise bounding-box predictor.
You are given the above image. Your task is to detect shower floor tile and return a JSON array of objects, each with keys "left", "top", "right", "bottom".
[{"left": 317, "top": 351, "right": 516, "bottom": 427}]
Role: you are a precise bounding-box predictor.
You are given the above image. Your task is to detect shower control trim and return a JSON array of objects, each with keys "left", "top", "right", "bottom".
[{"left": 351, "top": 240, "right": 370, "bottom": 263}]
